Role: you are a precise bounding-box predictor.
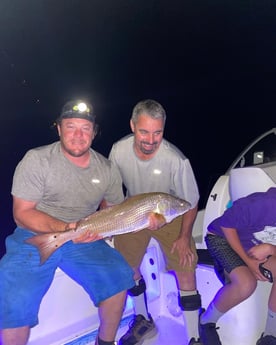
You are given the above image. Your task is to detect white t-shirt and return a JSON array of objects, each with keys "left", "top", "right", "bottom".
[{"left": 109, "top": 134, "right": 199, "bottom": 208}]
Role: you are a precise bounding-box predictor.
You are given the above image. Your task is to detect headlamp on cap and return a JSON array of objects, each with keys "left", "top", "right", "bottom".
[
  {"left": 57, "top": 100, "right": 95, "bottom": 124},
  {"left": 73, "top": 102, "right": 90, "bottom": 113}
]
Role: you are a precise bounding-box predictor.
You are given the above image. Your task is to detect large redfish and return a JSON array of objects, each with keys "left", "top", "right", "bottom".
[{"left": 26, "top": 192, "right": 191, "bottom": 264}]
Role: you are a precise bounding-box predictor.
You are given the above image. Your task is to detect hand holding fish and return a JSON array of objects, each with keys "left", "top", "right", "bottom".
[
  {"left": 64, "top": 221, "right": 103, "bottom": 243},
  {"left": 72, "top": 230, "right": 103, "bottom": 243},
  {"left": 147, "top": 212, "right": 167, "bottom": 230}
]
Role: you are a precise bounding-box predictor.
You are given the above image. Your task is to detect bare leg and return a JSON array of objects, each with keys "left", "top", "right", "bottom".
[
  {"left": 1, "top": 326, "right": 30, "bottom": 345},
  {"left": 264, "top": 256, "right": 276, "bottom": 311},
  {"left": 175, "top": 270, "right": 196, "bottom": 290},
  {"left": 97, "top": 290, "right": 127, "bottom": 341},
  {"left": 212, "top": 266, "right": 257, "bottom": 312},
  {"left": 132, "top": 267, "right": 141, "bottom": 281}
]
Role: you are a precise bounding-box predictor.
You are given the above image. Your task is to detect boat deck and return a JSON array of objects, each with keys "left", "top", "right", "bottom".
[
  {"left": 64, "top": 315, "right": 187, "bottom": 345},
  {"left": 27, "top": 240, "right": 271, "bottom": 345}
]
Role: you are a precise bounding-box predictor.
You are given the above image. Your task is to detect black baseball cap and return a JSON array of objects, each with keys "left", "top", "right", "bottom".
[{"left": 56, "top": 100, "right": 96, "bottom": 123}]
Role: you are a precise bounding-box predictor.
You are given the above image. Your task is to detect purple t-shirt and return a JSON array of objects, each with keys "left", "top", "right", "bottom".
[{"left": 208, "top": 187, "right": 276, "bottom": 251}]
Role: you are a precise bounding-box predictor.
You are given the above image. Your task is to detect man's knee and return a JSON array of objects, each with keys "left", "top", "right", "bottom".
[{"left": 1, "top": 326, "right": 30, "bottom": 345}]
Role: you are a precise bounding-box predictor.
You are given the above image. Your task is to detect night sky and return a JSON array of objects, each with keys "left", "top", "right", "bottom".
[{"left": 0, "top": 1, "right": 275, "bottom": 257}]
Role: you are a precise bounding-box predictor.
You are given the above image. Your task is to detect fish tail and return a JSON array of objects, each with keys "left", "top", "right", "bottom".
[{"left": 25, "top": 232, "right": 64, "bottom": 265}]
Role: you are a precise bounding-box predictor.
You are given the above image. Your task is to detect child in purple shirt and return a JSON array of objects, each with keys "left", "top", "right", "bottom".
[{"left": 199, "top": 187, "right": 276, "bottom": 345}]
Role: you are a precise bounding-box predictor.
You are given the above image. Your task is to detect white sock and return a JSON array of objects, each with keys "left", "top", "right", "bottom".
[
  {"left": 200, "top": 301, "right": 224, "bottom": 324},
  {"left": 133, "top": 279, "right": 149, "bottom": 319},
  {"left": 180, "top": 290, "right": 200, "bottom": 340}
]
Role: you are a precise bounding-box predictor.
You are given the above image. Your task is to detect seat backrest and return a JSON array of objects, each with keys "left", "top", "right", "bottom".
[{"left": 229, "top": 167, "right": 276, "bottom": 201}]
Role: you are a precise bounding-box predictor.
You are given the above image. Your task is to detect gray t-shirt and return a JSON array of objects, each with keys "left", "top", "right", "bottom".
[
  {"left": 109, "top": 135, "right": 199, "bottom": 208},
  {"left": 12, "top": 141, "right": 124, "bottom": 222}
]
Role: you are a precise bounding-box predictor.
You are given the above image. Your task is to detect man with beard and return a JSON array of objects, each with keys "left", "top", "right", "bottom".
[
  {"left": 109, "top": 99, "right": 202, "bottom": 345},
  {"left": 0, "top": 100, "right": 134, "bottom": 345}
]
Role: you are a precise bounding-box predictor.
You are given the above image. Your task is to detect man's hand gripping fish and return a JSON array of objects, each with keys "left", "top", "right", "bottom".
[{"left": 26, "top": 192, "right": 191, "bottom": 264}]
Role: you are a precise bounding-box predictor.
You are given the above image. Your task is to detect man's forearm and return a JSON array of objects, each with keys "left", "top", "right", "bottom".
[{"left": 14, "top": 208, "right": 70, "bottom": 233}]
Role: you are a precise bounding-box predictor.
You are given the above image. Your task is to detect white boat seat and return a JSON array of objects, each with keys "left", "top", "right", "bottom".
[{"left": 229, "top": 167, "right": 276, "bottom": 201}]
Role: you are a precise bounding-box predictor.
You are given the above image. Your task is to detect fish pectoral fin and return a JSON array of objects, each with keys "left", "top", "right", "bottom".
[{"left": 148, "top": 212, "right": 167, "bottom": 230}]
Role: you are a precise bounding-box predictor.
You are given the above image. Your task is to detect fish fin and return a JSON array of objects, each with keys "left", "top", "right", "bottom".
[
  {"left": 148, "top": 212, "right": 167, "bottom": 230},
  {"left": 25, "top": 232, "right": 65, "bottom": 265}
]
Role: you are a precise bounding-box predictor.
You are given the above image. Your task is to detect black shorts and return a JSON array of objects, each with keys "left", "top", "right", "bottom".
[{"left": 205, "top": 234, "right": 246, "bottom": 280}]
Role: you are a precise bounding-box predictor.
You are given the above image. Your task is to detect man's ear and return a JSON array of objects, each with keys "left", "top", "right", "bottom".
[
  {"left": 130, "top": 119, "right": 135, "bottom": 132},
  {"left": 57, "top": 123, "right": 61, "bottom": 137}
]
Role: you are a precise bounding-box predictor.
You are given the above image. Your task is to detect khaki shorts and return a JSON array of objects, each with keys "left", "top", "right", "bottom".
[{"left": 114, "top": 216, "right": 198, "bottom": 272}]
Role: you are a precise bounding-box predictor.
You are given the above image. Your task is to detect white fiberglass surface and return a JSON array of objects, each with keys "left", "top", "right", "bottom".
[
  {"left": 28, "top": 239, "right": 271, "bottom": 345},
  {"left": 116, "top": 316, "right": 188, "bottom": 345},
  {"left": 63, "top": 315, "right": 187, "bottom": 345}
]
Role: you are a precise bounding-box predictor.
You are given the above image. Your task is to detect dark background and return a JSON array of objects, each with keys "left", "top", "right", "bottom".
[{"left": 0, "top": 1, "right": 275, "bottom": 257}]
